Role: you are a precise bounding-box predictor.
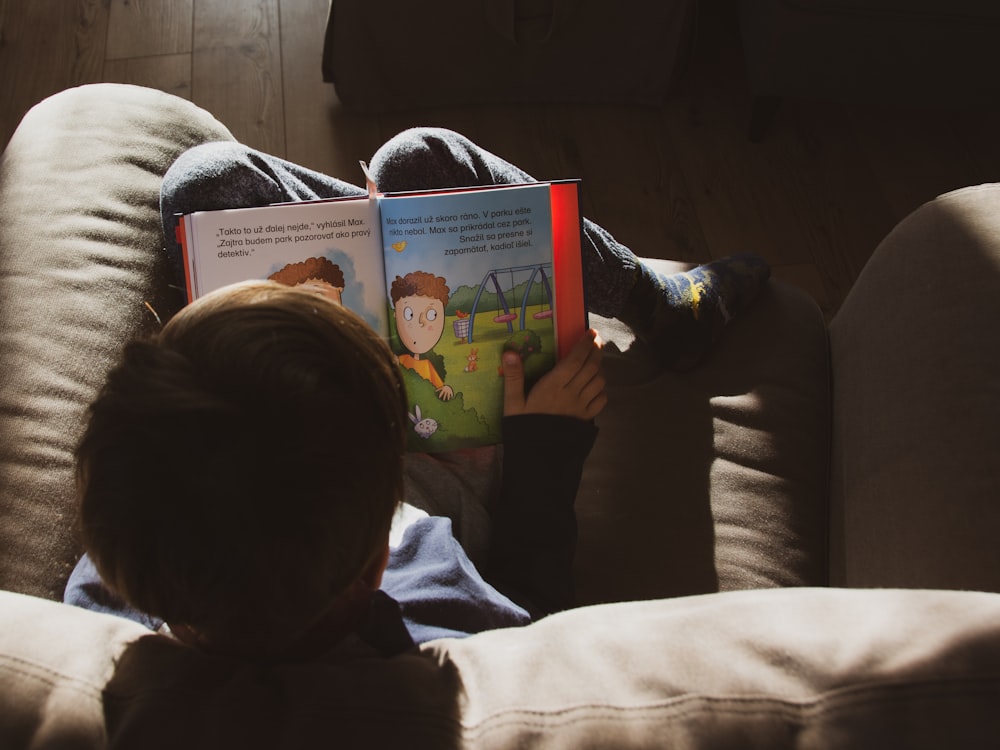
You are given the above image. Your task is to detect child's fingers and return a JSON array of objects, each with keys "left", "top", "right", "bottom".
[
  {"left": 578, "top": 375, "right": 609, "bottom": 420},
  {"left": 498, "top": 330, "right": 609, "bottom": 419},
  {"left": 551, "top": 329, "right": 603, "bottom": 386},
  {"left": 568, "top": 346, "right": 607, "bottom": 420},
  {"left": 562, "top": 332, "right": 605, "bottom": 391},
  {"left": 513, "top": 330, "right": 608, "bottom": 420}
]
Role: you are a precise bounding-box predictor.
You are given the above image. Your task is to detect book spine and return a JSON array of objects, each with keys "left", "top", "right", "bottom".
[
  {"left": 550, "top": 182, "right": 587, "bottom": 359},
  {"left": 175, "top": 215, "right": 196, "bottom": 304}
]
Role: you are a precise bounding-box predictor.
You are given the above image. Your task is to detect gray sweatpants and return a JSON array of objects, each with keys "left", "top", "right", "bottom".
[{"left": 160, "top": 127, "right": 639, "bottom": 319}]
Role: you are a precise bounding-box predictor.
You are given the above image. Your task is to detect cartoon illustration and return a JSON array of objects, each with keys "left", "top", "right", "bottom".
[
  {"left": 464, "top": 347, "right": 479, "bottom": 373},
  {"left": 390, "top": 270, "right": 455, "bottom": 401},
  {"left": 464, "top": 264, "right": 553, "bottom": 344},
  {"left": 409, "top": 404, "right": 439, "bottom": 439},
  {"left": 453, "top": 316, "right": 471, "bottom": 343},
  {"left": 269, "top": 257, "right": 345, "bottom": 305},
  {"left": 497, "top": 330, "right": 544, "bottom": 377}
]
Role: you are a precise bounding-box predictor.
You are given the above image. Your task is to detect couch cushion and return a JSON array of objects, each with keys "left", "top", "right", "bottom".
[
  {"left": 578, "top": 270, "right": 831, "bottom": 603},
  {"left": 5, "top": 588, "right": 1000, "bottom": 748},
  {"left": 0, "top": 84, "right": 235, "bottom": 599}
]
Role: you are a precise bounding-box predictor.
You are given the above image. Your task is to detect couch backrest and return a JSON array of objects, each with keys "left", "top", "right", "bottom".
[
  {"left": 829, "top": 184, "right": 1000, "bottom": 592},
  {"left": 7, "top": 587, "right": 1000, "bottom": 749}
]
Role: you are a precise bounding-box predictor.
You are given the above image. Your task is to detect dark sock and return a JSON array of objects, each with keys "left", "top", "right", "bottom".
[{"left": 618, "top": 253, "right": 771, "bottom": 370}]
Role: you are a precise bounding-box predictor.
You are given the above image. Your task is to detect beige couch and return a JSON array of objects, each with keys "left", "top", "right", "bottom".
[{"left": 2, "top": 84, "right": 1000, "bottom": 748}]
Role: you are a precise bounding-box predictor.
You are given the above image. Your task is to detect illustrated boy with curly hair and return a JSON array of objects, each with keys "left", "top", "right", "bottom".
[
  {"left": 390, "top": 270, "right": 455, "bottom": 401},
  {"left": 268, "top": 256, "right": 345, "bottom": 305}
]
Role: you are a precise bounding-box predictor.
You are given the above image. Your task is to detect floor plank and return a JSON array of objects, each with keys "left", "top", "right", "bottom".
[
  {"left": 661, "top": 8, "right": 892, "bottom": 315},
  {"left": 0, "top": 0, "right": 109, "bottom": 148},
  {"left": 279, "top": 0, "right": 382, "bottom": 182},
  {"left": 106, "top": 0, "right": 192, "bottom": 60},
  {"left": 192, "top": 0, "right": 284, "bottom": 155},
  {"left": 848, "top": 103, "right": 988, "bottom": 224},
  {"left": 102, "top": 53, "right": 191, "bottom": 100},
  {"left": 547, "top": 103, "right": 709, "bottom": 264}
]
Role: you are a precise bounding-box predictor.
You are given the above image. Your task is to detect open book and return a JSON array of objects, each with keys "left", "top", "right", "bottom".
[{"left": 175, "top": 174, "right": 586, "bottom": 452}]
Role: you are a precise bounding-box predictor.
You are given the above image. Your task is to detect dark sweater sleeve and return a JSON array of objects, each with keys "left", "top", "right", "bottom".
[{"left": 485, "top": 414, "right": 598, "bottom": 617}]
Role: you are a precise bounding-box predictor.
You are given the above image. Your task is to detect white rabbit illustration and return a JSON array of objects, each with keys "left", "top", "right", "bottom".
[{"left": 409, "top": 404, "right": 438, "bottom": 439}]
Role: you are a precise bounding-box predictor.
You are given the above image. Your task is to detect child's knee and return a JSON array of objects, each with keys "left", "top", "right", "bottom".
[
  {"left": 370, "top": 127, "right": 477, "bottom": 191},
  {"left": 383, "top": 127, "right": 465, "bottom": 156},
  {"left": 166, "top": 141, "right": 253, "bottom": 182},
  {"left": 160, "top": 141, "right": 279, "bottom": 215}
]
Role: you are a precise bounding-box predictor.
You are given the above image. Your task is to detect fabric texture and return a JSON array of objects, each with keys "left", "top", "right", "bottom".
[
  {"left": 64, "top": 555, "right": 165, "bottom": 632},
  {"left": 830, "top": 184, "right": 1000, "bottom": 590},
  {"left": 577, "top": 271, "right": 830, "bottom": 604},
  {"left": 8, "top": 587, "right": 1000, "bottom": 749},
  {"left": 384, "top": 516, "right": 530, "bottom": 643},
  {"left": 0, "top": 85, "right": 235, "bottom": 600}
]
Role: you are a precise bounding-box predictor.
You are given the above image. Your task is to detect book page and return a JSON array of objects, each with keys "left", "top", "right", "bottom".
[
  {"left": 181, "top": 198, "right": 389, "bottom": 336},
  {"left": 379, "top": 183, "right": 564, "bottom": 452}
]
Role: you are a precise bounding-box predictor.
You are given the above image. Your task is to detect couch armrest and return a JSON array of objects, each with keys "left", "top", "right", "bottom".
[
  {"left": 579, "top": 266, "right": 830, "bottom": 602},
  {"left": 830, "top": 184, "right": 1000, "bottom": 590},
  {"left": 0, "top": 84, "right": 234, "bottom": 599}
]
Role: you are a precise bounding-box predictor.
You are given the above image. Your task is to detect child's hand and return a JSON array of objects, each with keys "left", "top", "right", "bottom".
[{"left": 502, "top": 329, "right": 607, "bottom": 420}]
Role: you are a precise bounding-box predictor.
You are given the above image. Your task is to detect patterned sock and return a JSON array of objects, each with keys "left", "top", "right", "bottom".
[{"left": 618, "top": 253, "right": 771, "bottom": 370}]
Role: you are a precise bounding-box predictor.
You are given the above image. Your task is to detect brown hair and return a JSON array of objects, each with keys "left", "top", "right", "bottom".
[
  {"left": 390, "top": 270, "right": 449, "bottom": 307},
  {"left": 76, "top": 281, "right": 406, "bottom": 657},
  {"left": 268, "top": 257, "right": 345, "bottom": 288}
]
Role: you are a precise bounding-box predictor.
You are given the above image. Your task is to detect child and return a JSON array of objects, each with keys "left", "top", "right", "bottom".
[
  {"left": 67, "top": 280, "right": 606, "bottom": 659},
  {"left": 67, "top": 125, "right": 767, "bottom": 658}
]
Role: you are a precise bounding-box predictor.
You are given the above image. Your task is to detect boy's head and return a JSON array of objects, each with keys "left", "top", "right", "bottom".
[
  {"left": 390, "top": 271, "right": 450, "bottom": 356},
  {"left": 268, "top": 257, "right": 345, "bottom": 306},
  {"left": 76, "top": 281, "right": 407, "bottom": 657}
]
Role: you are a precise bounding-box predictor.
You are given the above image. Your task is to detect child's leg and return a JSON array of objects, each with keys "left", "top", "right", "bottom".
[
  {"left": 620, "top": 254, "right": 772, "bottom": 371},
  {"left": 159, "top": 141, "right": 366, "bottom": 289},
  {"left": 369, "top": 128, "right": 641, "bottom": 313},
  {"left": 370, "top": 127, "right": 770, "bottom": 369}
]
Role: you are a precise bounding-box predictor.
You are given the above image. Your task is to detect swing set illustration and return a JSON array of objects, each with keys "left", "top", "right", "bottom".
[{"left": 458, "top": 263, "right": 554, "bottom": 344}]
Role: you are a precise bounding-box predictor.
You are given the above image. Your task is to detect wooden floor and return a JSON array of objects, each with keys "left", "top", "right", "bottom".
[{"left": 3, "top": 0, "right": 1000, "bottom": 319}]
